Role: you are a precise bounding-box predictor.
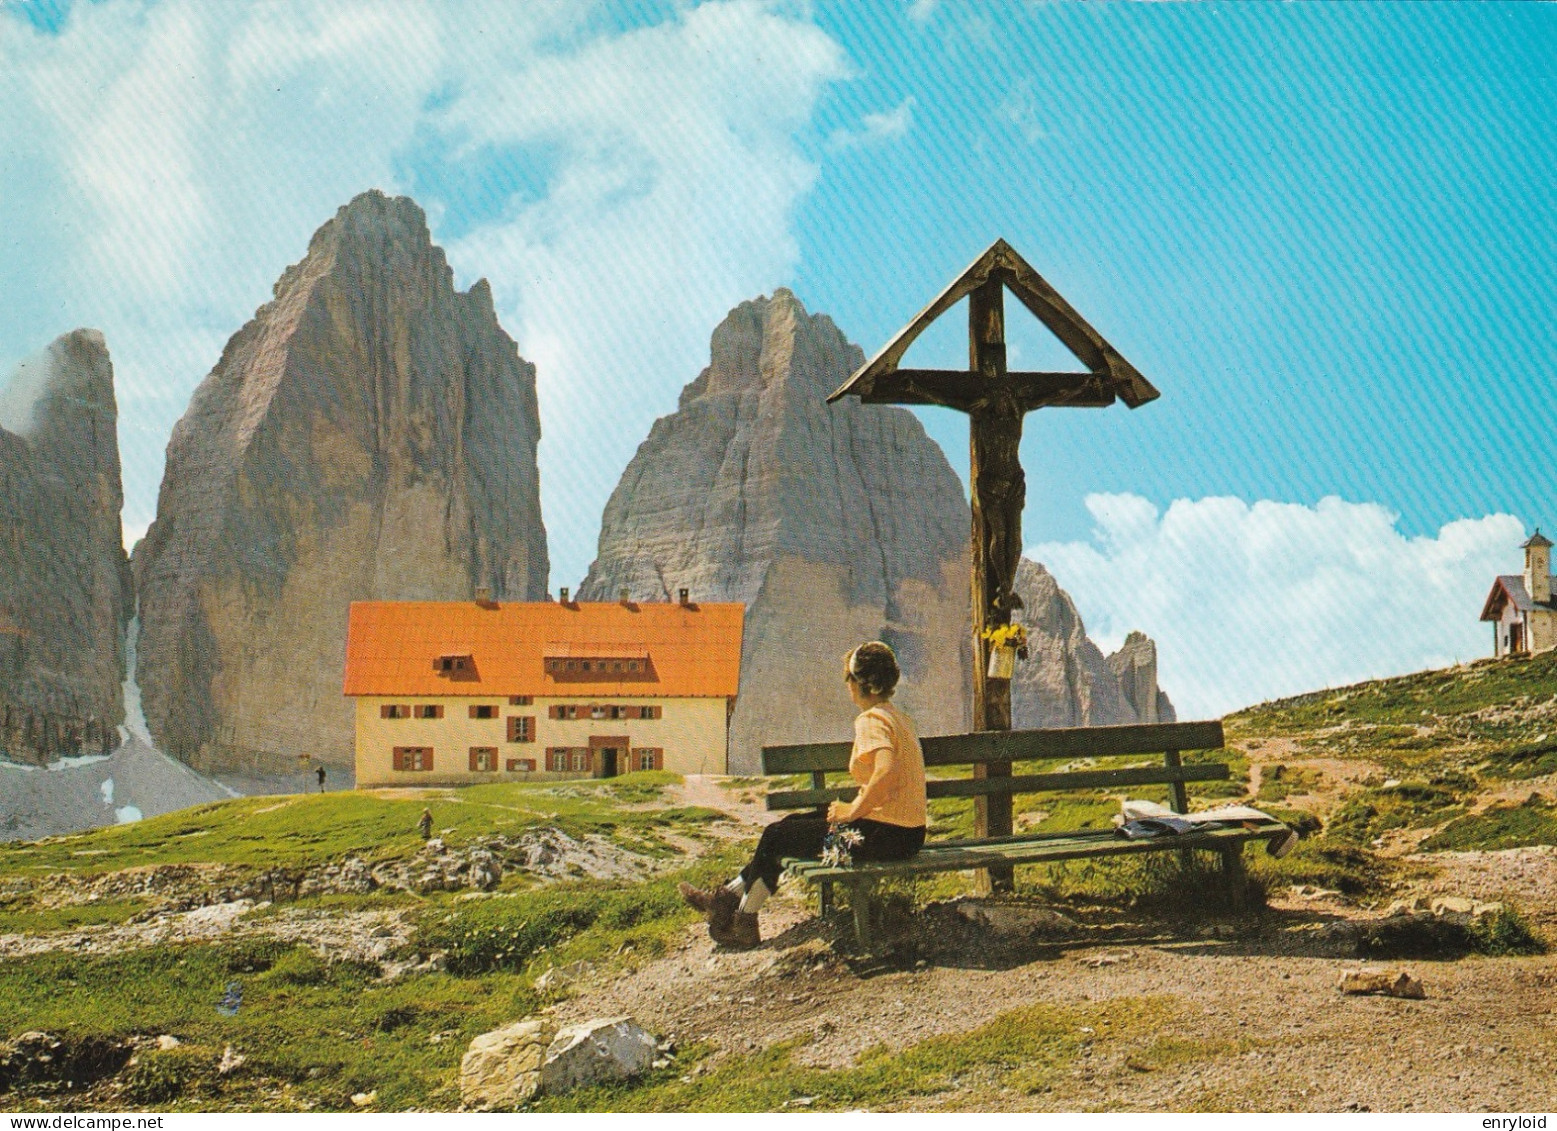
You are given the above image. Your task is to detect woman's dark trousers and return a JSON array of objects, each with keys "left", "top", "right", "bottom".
[{"left": 739, "top": 812, "right": 925, "bottom": 893}]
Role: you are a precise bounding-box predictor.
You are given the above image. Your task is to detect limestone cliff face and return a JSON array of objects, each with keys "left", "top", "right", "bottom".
[
  {"left": 1009, "top": 559, "right": 1176, "bottom": 727},
  {"left": 0, "top": 330, "right": 132, "bottom": 763},
  {"left": 1107, "top": 629, "right": 1176, "bottom": 725},
  {"left": 578, "top": 290, "right": 972, "bottom": 772},
  {"left": 134, "top": 190, "right": 548, "bottom": 773}
]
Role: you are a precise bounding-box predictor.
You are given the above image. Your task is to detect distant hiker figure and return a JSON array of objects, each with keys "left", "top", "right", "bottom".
[
  {"left": 418, "top": 808, "right": 433, "bottom": 840},
  {"left": 316, "top": 765, "right": 326, "bottom": 793}
]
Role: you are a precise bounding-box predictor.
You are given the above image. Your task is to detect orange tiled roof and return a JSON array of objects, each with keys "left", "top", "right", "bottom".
[{"left": 343, "top": 600, "right": 744, "bottom": 698}]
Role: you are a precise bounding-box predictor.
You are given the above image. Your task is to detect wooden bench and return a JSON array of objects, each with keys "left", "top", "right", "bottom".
[{"left": 760, "top": 720, "right": 1291, "bottom": 947}]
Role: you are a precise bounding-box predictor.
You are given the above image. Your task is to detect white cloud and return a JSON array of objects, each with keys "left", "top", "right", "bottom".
[
  {"left": 3, "top": 0, "right": 447, "bottom": 542},
  {"left": 1028, "top": 494, "right": 1527, "bottom": 719},
  {"left": 2, "top": 1, "right": 848, "bottom": 577},
  {"left": 827, "top": 96, "right": 915, "bottom": 151},
  {"left": 996, "top": 78, "right": 1049, "bottom": 143},
  {"left": 907, "top": 0, "right": 938, "bottom": 26},
  {"left": 438, "top": 1, "right": 848, "bottom": 584}
]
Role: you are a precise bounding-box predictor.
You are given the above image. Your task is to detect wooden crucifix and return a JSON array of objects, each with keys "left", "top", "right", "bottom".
[{"left": 828, "top": 239, "right": 1159, "bottom": 890}]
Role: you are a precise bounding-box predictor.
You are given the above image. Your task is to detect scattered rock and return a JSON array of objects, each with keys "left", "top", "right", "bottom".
[
  {"left": 351, "top": 1090, "right": 377, "bottom": 1107},
  {"left": 953, "top": 900, "right": 1078, "bottom": 937},
  {"left": 460, "top": 1018, "right": 557, "bottom": 1111},
  {"left": 539, "top": 1017, "right": 658, "bottom": 1094},
  {"left": 1430, "top": 896, "right": 1504, "bottom": 925},
  {"left": 1338, "top": 969, "right": 1426, "bottom": 999},
  {"left": 155, "top": 1035, "right": 181, "bottom": 1051},
  {"left": 534, "top": 961, "right": 590, "bottom": 995},
  {"left": 216, "top": 1046, "right": 245, "bottom": 1078}
]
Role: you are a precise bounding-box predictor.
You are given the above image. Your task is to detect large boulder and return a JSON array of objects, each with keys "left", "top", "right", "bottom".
[
  {"left": 538, "top": 1017, "right": 658, "bottom": 1094},
  {"left": 460, "top": 1019, "right": 555, "bottom": 1111},
  {"left": 459, "top": 1016, "right": 658, "bottom": 1109},
  {"left": 133, "top": 190, "right": 548, "bottom": 773},
  {"left": 0, "top": 330, "right": 133, "bottom": 764}
]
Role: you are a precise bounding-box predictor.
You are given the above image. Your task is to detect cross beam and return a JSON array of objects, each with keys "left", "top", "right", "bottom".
[{"left": 830, "top": 240, "right": 1158, "bottom": 892}]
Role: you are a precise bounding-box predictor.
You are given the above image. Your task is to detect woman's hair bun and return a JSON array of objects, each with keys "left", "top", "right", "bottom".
[{"left": 847, "top": 640, "right": 900, "bottom": 697}]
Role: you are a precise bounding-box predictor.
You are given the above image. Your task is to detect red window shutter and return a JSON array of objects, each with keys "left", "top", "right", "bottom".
[
  {"left": 508, "top": 716, "right": 520, "bottom": 741},
  {"left": 393, "top": 747, "right": 405, "bottom": 771},
  {"left": 424, "top": 749, "right": 434, "bottom": 771},
  {"left": 469, "top": 748, "right": 481, "bottom": 772}
]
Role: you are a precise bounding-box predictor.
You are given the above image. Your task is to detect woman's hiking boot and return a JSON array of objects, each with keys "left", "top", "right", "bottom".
[
  {"left": 707, "top": 886, "right": 740, "bottom": 935},
  {"left": 677, "top": 882, "right": 715, "bottom": 914},
  {"left": 711, "top": 911, "right": 761, "bottom": 950}
]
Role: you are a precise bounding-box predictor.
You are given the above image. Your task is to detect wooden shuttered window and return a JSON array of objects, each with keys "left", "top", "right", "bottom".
[
  {"left": 469, "top": 747, "right": 497, "bottom": 772},
  {"left": 381, "top": 704, "right": 410, "bottom": 719},
  {"left": 413, "top": 704, "right": 444, "bottom": 720},
  {"left": 545, "top": 747, "right": 592, "bottom": 773},
  {"left": 506, "top": 757, "right": 536, "bottom": 772},
  {"left": 550, "top": 703, "right": 659, "bottom": 720},
  {"left": 631, "top": 747, "right": 663, "bottom": 772},
  {"left": 507, "top": 716, "right": 535, "bottom": 743},
  {"left": 469, "top": 704, "right": 498, "bottom": 720},
  {"left": 392, "top": 747, "right": 434, "bottom": 772}
]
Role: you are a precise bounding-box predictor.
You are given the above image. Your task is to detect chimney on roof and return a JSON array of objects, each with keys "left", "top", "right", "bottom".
[
  {"left": 678, "top": 588, "right": 689, "bottom": 606},
  {"left": 1525, "top": 529, "right": 1553, "bottom": 605},
  {"left": 474, "top": 585, "right": 493, "bottom": 605},
  {"left": 560, "top": 587, "right": 570, "bottom": 604},
  {"left": 619, "top": 587, "right": 631, "bottom": 605}
]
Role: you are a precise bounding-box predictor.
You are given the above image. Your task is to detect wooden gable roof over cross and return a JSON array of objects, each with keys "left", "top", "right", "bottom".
[{"left": 827, "top": 238, "right": 1159, "bottom": 410}]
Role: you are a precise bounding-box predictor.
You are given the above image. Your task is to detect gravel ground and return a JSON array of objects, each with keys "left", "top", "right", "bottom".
[{"left": 556, "top": 881, "right": 1557, "bottom": 1113}]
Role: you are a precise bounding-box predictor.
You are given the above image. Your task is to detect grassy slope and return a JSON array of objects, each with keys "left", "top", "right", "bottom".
[
  {"left": 1230, "top": 649, "right": 1557, "bottom": 866},
  {"left": 4, "top": 653, "right": 1557, "bottom": 1110}
]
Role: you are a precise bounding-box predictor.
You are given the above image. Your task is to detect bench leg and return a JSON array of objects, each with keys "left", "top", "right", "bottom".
[
  {"left": 848, "top": 880, "right": 876, "bottom": 950},
  {"left": 820, "top": 879, "right": 833, "bottom": 917},
  {"left": 1221, "top": 846, "right": 1248, "bottom": 911}
]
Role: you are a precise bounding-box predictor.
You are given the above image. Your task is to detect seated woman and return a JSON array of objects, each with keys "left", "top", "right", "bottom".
[{"left": 679, "top": 640, "right": 927, "bottom": 949}]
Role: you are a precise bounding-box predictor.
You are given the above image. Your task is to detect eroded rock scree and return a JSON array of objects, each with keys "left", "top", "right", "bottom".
[{"left": 133, "top": 189, "right": 549, "bottom": 775}]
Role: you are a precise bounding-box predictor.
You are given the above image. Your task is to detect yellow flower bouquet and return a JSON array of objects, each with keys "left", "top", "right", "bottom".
[{"left": 981, "top": 622, "right": 1029, "bottom": 678}]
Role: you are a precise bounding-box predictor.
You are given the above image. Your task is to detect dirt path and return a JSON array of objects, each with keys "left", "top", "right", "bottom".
[
  {"left": 556, "top": 885, "right": 1557, "bottom": 1112},
  {"left": 549, "top": 776, "right": 1557, "bottom": 1113},
  {"left": 669, "top": 775, "right": 779, "bottom": 827}
]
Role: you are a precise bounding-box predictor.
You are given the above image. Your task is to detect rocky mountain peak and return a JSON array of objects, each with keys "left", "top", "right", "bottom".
[
  {"left": 134, "top": 192, "right": 547, "bottom": 773},
  {"left": 581, "top": 291, "right": 970, "bottom": 771},
  {"left": 1011, "top": 559, "right": 1176, "bottom": 727},
  {"left": 0, "top": 329, "right": 132, "bottom": 763}
]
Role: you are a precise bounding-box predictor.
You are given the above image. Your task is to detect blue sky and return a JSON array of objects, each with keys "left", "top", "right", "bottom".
[{"left": 2, "top": 0, "right": 1553, "bottom": 715}]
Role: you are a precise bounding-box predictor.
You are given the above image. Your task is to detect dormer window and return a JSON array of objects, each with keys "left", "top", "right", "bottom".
[
  {"left": 543, "top": 650, "right": 651, "bottom": 680},
  {"left": 436, "top": 654, "right": 473, "bottom": 675}
]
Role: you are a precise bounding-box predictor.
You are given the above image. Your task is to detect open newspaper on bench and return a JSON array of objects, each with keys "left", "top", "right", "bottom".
[{"left": 1115, "top": 799, "right": 1299, "bottom": 857}]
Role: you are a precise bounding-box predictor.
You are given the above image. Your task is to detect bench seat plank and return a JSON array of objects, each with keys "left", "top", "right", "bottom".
[
  {"left": 767, "top": 762, "right": 1230, "bottom": 811},
  {"left": 781, "top": 820, "right": 1289, "bottom": 880},
  {"left": 762, "top": 720, "right": 1225, "bottom": 775}
]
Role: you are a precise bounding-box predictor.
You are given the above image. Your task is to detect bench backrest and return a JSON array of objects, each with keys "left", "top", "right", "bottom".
[{"left": 761, "top": 720, "right": 1226, "bottom": 814}]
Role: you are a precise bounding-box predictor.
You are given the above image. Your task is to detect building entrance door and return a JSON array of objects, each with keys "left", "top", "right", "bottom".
[
  {"left": 590, "top": 735, "right": 629, "bottom": 778},
  {"left": 1511, "top": 623, "right": 1525, "bottom": 654}
]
